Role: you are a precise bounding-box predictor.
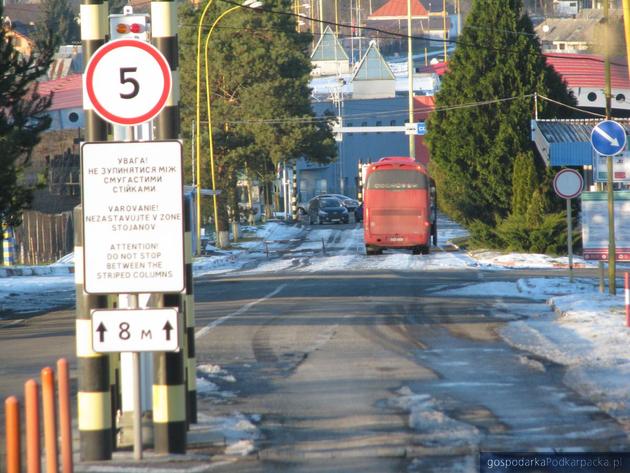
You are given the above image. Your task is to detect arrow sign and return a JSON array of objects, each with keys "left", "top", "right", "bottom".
[
  {"left": 163, "top": 321, "right": 173, "bottom": 341},
  {"left": 591, "top": 120, "right": 627, "bottom": 156},
  {"left": 96, "top": 322, "right": 107, "bottom": 343},
  {"left": 91, "top": 308, "right": 179, "bottom": 352}
]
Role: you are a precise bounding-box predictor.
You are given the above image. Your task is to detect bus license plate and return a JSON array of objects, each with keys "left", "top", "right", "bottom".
[{"left": 390, "top": 237, "right": 404, "bottom": 242}]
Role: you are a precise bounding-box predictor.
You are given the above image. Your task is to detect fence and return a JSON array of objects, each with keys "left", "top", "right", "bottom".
[{"left": 11, "top": 211, "right": 74, "bottom": 265}]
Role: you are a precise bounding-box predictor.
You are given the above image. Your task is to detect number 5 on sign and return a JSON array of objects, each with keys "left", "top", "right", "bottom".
[{"left": 83, "top": 39, "right": 172, "bottom": 126}]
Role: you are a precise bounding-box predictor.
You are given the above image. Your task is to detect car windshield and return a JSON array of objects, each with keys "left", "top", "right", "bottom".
[
  {"left": 321, "top": 199, "right": 341, "bottom": 207},
  {"left": 366, "top": 169, "right": 428, "bottom": 190}
]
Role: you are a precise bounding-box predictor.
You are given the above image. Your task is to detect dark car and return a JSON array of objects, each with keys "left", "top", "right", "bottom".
[
  {"left": 308, "top": 196, "right": 349, "bottom": 224},
  {"left": 318, "top": 194, "right": 360, "bottom": 213}
]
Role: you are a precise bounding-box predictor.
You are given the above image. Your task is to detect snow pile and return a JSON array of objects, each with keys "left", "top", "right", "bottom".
[{"left": 389, "top": 386, "right": 480, "bottom": 448}]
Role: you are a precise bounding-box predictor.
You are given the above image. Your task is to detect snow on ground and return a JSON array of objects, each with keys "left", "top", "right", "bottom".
[{"left": 3, "top": 216, "right": 630, "bottom": 449}]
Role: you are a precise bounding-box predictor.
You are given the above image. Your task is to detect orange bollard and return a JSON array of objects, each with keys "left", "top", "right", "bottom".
[
  {"left": 57, "top": 358, "right": 74, "bottom": 473},
  {"left": 25, "top": 379, "right": 41, "bottom": 473},
  {"left": 42, "top": 367, "right": 59, "bottom": 473},
  {"left": 5, "top": 396, "right": 21, "bottom": 473}
]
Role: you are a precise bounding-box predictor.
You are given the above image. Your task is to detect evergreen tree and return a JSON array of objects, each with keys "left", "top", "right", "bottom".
[
  {"left": 425, "top": 0, "right": 575, "bottom": 227},
  {"left": 35, "top": 0, "right": 80, "bottom": 46},
  {"left": 0, "top": 4, "right": 54, "bottom": 227},
  {"left": 179, "top": 0, "right": 336, "bottom": 229},
  {"left": 511, "top": 151, "right": 537, "bottom": 217}
]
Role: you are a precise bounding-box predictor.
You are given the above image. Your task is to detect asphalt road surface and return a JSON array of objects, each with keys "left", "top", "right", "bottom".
[{"left": 0, "top": 222, "right": 627, "bottom": 472}]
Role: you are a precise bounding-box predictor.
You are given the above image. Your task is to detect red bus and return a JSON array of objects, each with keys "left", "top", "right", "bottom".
[{"left": 362, "top": 156, "right": 436, "bottom": 255}]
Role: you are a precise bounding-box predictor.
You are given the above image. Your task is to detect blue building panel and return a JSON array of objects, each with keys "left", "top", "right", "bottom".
[
  {"left": 550, "top": 142, "right": 593, "bottom": 167},
  {"left": 299, "top": 97, "right": 411, "bottom": 203}
]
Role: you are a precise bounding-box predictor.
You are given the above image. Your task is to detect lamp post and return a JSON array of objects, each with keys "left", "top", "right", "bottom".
[
  {"left": 195, "top": 0, "right": 218, "bottom": 253},
  {"left": 204, "top": 0, "right": 263, "bottom": 247}
]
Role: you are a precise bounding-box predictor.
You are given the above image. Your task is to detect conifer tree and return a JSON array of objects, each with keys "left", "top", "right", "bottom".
[
  {"left": 511, "top": 151, "right": 537, "bottom": 217},
  {"left": 0, "top": 4, "right": 54, "bottom": 227},
  {"left": 178, "top": 0, "right": 337, "bottom": 228},
  {"left": 35, "top": 0, "right": 80, "bottom": 46},
  {"left": 425, "top": 0, "right": 574, "bottom": 227}
]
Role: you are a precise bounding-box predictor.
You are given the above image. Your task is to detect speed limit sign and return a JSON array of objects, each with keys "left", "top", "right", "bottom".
[{"left": 84, "top": 39, "right": 172, "bottom": 126}]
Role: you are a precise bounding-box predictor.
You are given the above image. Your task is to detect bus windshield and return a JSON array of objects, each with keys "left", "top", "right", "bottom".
[{"left": 366, "top": 169, "right": 428, "bottom": 190}]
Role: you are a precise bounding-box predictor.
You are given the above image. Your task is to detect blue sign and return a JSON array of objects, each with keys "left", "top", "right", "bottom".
[
  {"left": 591, "top": 120, "right": 627, "bottom": 156},
  {"left": 417, "top": 121, "right": 426, "bottom": 135}
]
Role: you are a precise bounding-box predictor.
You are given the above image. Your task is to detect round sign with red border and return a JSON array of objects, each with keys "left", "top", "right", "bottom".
[
  {"left": 553, "top": 168, "right": 583, "bottom": 199},
  {"left": 84, "top": 39, "right": 172, "bottom": 126}
]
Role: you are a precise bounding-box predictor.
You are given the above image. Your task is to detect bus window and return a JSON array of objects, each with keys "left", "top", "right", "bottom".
[{"left": 366, "top": 170, "right": 428, "bottom": 190}]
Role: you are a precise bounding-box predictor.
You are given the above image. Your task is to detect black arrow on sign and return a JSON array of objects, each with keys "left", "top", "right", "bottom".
[
  {"left": 96, "top": 322, "right": 107, "bottom": 343},
  {"left": 163, "top": 321, "right": 173, "bottom": 341}
]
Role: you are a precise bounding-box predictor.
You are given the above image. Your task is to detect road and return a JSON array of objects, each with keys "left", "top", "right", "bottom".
[{"left": 0, "top": 221, "right": 627, "bottom": 472}]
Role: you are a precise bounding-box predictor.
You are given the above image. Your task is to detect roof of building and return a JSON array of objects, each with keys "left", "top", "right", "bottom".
[
  {"left": 533, "top": 119, "right": 630, "bottom": 166},
  {"left": 37, "top": 74, "right": 82, "bottom": 111},
  {"left": 534, "top": 17, "right": 600, "bottom": 44},
  {"left": 352, "top": 41, "right": 395, "bottom": 81},
  {"left": 368, "top": 0, "right": 428, "bottom": 20},
  {"left": 544, "top": 53, "right": 630, "bottom": 89},
  {"left": 2, "top": 4, "right": 44, "bottom": 26},
  {"left": 311, "top": 26, "right": 349, "bottom": 62}
]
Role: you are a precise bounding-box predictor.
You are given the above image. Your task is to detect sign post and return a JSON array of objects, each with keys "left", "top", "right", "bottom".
[
  {"left": 553, "top": 169, "right": 584, "bottom": 282},
  {"left": 591, "top": 120, "right": 627, "bottom": 295}
]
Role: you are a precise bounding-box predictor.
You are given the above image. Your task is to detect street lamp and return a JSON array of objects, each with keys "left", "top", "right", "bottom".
[
  {"left": 195, "top": 0, "right": 219, "bottom": 253},
  {"left": 204, "top": 0, "right": 263, "bottom": 247}
]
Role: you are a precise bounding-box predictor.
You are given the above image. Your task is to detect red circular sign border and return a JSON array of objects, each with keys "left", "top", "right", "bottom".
[
  {"left": 85, "top": 39, "right": 172, "bottom": 126},
  {"left": 553, "top": 168, "right": 584, "bottom": 200}
]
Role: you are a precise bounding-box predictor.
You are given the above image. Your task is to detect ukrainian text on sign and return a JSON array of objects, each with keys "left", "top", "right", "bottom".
[{"left": 81, "top": 141, "right": 185, "bottom": 294}]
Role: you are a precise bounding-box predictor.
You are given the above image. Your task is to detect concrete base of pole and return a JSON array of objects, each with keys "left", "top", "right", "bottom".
[
  {"left": 231, "top": 222, "right": 239, "bottom": 242},
  {"left": 116, "top": 411, "right": 154, "bottom": 448}
]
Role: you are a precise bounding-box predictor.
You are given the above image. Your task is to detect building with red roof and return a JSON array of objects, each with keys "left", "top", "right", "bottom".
[{"left": 544, "top": 53, "right": 630, "bottom": 115}]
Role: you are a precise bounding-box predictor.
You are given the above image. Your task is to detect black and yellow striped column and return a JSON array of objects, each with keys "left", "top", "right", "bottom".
[
  {"left": 151, "top": 0, "right": 187, "bottom": 452},
  {"left": 81, "top": 0, "right": 108, "bottom": 142},
  {"left": 184, "top": 196, "right": 197, "bottom": 424},
  {"left": 291, "top": 162, "right": 298, "bottom": 222},
  {"left": 78, "top": 0, "right": 111, "bottom": 460},
  {"left": 357, "top": 160, "right": 363, "bottom": 203},
  {"left": 74, "top": 207, "right": 112, "bottom": 460},
  {"left": 151, "top": 0, "right": 179, "bottom": 141}
]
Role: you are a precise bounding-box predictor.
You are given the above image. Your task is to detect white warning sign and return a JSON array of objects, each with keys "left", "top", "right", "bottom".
[{"left": 81, "top": 141, "right": 185, "bottom": 294}]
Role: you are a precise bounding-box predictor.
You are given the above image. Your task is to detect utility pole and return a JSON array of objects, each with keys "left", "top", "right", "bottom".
[
  {"left": 604, "top": 0, "right": 616, "bottom": 295},
  {"left": 407, "top": 0, "right": 415, "bottom": 158}
]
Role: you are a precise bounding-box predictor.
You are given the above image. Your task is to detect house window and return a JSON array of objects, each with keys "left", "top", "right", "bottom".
[
  {"left": 587, "top": 92, "right": 597, "bottom": 102},
  {"left": 390, "top": 120, "right": 396, "bottom": 126},
  {"left": 616, "top": 93, "right": 626, "bottom": 103},
  {"left": 362, "top": 121, "right": 368, "bottom": 135},
  {"left": 68, "top": 112, "right": 79, "bottom": 123},
  {"left": 559, "top": 43, "right": 565, "bottom": 50}
]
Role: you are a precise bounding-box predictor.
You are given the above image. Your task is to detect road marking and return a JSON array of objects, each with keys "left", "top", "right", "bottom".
[{"left": 195, "top": 284, "right": 287, "bottom": 339}]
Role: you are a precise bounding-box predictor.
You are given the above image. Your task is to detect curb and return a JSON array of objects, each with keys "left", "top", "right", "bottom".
[{"left": 0, "top": 265, "right": 74, "bottom": 278}]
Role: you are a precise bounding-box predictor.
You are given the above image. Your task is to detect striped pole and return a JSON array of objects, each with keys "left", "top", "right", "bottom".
[
  {"left": 357, "top": 160, "right": 363, "bottom": 203},
  {"left": 2, "top": 223, "right": 16, "bottom": 266},
  {"left": 81, "top": 0, "right": 108, "bottom": 142},
  {"left": 151, "top": 0, "right": 187, "bottom": 451},
  {"left": 625, "top": 272, "right": 629, "bottom": 327},
  {"left": 291, "top": 162, "right": 298, "bottom": 222},
  {"left": 79, "top": 0, "right": 112, "bottom": 460},
  {"left": 184, "top": 195, "right": 197, "bottom": 424},
  {"left": 151, "top": 0, "right": 180, "bottom": 141},
  {"left": 74, "top": 207, "right": 112, "bottom": 460}
]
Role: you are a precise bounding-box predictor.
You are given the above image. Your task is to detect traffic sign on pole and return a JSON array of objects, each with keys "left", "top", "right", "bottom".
[
  {"left": 81, "top": 141, "right": 185, "bottom": 294},
  {"left": 83, "top": 39, "right": 172, "bottom": 126},
  {"left": 553, "top": 168, "right": 583, "bottom": 199},
  {"left": 92, "top": 308, "right": 180, "bottom": 352},
  {"left": 591, "top": 120, "right": 627, "bottom": 156}
]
